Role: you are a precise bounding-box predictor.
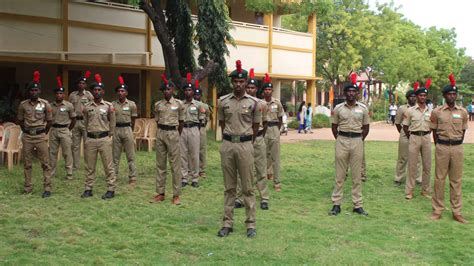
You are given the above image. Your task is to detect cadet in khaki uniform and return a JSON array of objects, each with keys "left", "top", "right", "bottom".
[
  {"left": 81, "top": 74, "right": 117, "bottom": 200},
  {"left": 194, "top": 83, "right": 212, "bottom": 178},
  {"left": 394, "top": 89, "right": 421, "bottom": 186},
  {"left": 150, "top": 74, "right": 184, "bottom": 205},
  {"left": 112, "top": 76, "right": 138, "bottom": 185},
  {"left": 235, "top": 68, "right": 270, "bottom": 210},
  {"left": 69, "top": 71, "right": 94, "bottom": 170},
  {"left": 329, "top": 73, "right": 370, "bottom": 216},
  {"left": 263, "top": 74, "right": 284, "bottom": 192},
  {"left": 402, "top": 79, "right": 432, "bottom": 200},
  {"left": 49, "top": 76, "right": 76, "bottom": 180},
  {"left": 180, "top": 74, "right": 204, "bottom": 188},
  {"left": 18, "top": 71, "right": 53, "bottom": 198},
  {"left": 217, "top": 60, "right": 261, "bottom": 238},
  {"left": 430, "top": 74, "right": 469, "bottom": 224}
]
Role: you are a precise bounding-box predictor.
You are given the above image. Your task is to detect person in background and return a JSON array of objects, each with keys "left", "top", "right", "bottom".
[
  {"left": 305, "top": 102, "right": 313, "bottom": 133},
  {"left": 468, "top": 101, "right": 473, "bottom": 121},
  {"left": 389, "top": 102, "right": 398, "bottom": 125},
  {"left": 297, "top": 101, "right": 306, "bottom": 133}
]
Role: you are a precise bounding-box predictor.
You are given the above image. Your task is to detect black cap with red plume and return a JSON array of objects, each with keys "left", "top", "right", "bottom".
[
  {"left": 194, "top": 79, "right": 202, "bottom": 95},
  {"left": 415, "top": 78, "right": 430, "bottom": 95},
  {"left": 229, "top": 60, "right": 248, "bottom": 79},
  {"left": 262, "top": 73, "right": 273, "bottom": 89},
  {"left": 183, "top": 72, "right": 194, "bottom": 90},
  {"left": 27, "top": 70, "right": 41, "bottom": 90},
  {"left": 160, "top": 73, "right": 175, "bottom": 90},
  {"left": 443, "top": 73, "right": 458, "bottom": 94},
  {"left": 54, "top": 76, "right": 65, "bottom": 93},
  {"left": 115, "top": 75, "right": 128, "bottom": 91},
  {"left": 247, "top": 68, "right": 257, "bottom": 85},
  {"left": 77, "top": 70, "right": 91, "bottom": 84},
  {"left": 344, "top": 72, "right": 358, "bottom": 91},
  {"left": 90, "top": 73, "right": 105, "bottom": 89}
]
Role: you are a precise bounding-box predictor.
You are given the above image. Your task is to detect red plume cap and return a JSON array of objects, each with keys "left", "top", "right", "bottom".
[
  {"left": 33, "top": 71, "right": 40, "bottom": 83},
  {"left": 186, "top": 73, "right": 192, "bottom": 83},
  {"left": 56, "top": 76, "right": 62, "bottom": 88},
  {"left": 350, "top": 72, "right": 357, "bottom": 85},
  {"left": 249, "top": 68, "right": 255, "bottom": 79},
  {"left": 84, "top": 70, "right": 91, "bottom": 79},
  {"left": 264, "top": 73, "right": 271, "bottom": 83},
  {"left": 94, "top": 73, "right": 102, "bottom": 84},
  {"left": 358, "top": 82, "right": 363, "bottom": 89},
  {"left": 161, "top": 74, "right": 168, "bottom": 85},
  {"left": 118, "top": 76, "right": 124, "bottom": 85},
  {"left": 236, "top": 60, "right": 242, "bottom": 73},
  {"left": 195, "top": 79, "right": 199, "bottom": 89},
  {"left": 425, "top": 78, "right": 431, "bottom": 89},
  {"left": 414, "top": 81, "right": 419, "bottom": 91},
  {"left": 449, "top": 73, "right": 456, "bottom": 86}
]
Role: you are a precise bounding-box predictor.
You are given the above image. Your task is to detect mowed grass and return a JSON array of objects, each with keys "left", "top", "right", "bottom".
[{"left": 1, "top": 133, "right": 474, "bottom": 264}]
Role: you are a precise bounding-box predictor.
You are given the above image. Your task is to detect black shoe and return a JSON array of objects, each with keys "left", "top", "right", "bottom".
[
  {"left": 353, "top": 207, "right": 368, "bottom": 216},
  {"left": 101, "top": 191, "right": 115, "bottom": 200},
  {"left": 260, "top": 202, "right": 269, "bottom": 210},
  {"left": 234, "top": 201, "right": 244, "bottom": 208},
  {"left": 217, "top": 227, "right": 233, "bottom": 237},
  {"left": 394, "top": 181, "right": 402, "bottom": 187},
  {"left": 81, "top": 190, "right": 93, "bottom": 198},
  {"left": 191, "top": 181, "right": 199, "bottom": 188},
  {"left": 42, "top": 191, "right": 51, "bottom": 198},
  {"left": 181, "top": 181, "right": 188, "bottom": 187},
  {"left": 247, "top": 228, "right": 257, "bottom": 238},
  {"left": 328, "top": 205, "right": 341, "bottom": 216}
]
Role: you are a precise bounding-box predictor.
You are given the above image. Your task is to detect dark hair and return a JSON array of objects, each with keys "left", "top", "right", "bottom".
[{"left": 298, "top": 102, "right": 304, "bottom": 113}]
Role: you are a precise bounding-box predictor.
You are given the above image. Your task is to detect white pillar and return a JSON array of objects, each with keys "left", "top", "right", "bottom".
[{"left": 273, "top": 79, "right": 281, "bottom": 100}]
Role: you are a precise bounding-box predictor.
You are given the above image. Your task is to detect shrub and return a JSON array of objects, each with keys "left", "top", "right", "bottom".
[{"left": 287, "top": 114, "right": 331, "bottom": 129}]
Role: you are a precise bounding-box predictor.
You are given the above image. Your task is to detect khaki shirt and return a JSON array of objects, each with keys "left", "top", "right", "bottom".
[
  {"left": 266, "top": 98, "right": 283, "bottom": 122},
  {"left": 395, "top": 104, "right": 409, "bottom": 137},
  {"left": 154, "top": 97, "right": 184, "bottom": 126},
  {"left": 112, "top": 99, "right": 138, "bottom": 124},
  {"left": 217, "top": 93, "right": 262, "bottom": 136},
  {"left": 258, "top": 99, "right": 269, "bottom": 130},
  {"left": 69, "top": 90, "right": 94, "bottom": 117},
  {"left": 51, "top": 100, "right": 76, "bottom": 125},
  {"left": 402, "top": 104, "right": 431, "bottom": 132},
  {"left": 430, "top": 104, "right": 468, "bottom": 140},
  {"left": 17, "top": 98, "right": 52, "bottom": 128},
  {"left": 332, "top": 101, "right": 370, "bottom": 133},
  {"left": 182, "top": 99, "right": 204, "bottom": 123},
  {"left": 83, "top": 100, "right": 116, "bottom": 134},
  {"left": 198, "top": 101, "right": 212, "bottom": 124}
]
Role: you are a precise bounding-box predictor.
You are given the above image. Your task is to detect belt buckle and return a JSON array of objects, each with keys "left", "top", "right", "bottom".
[
  {"left": 30, "top": 129, "right": 37, "bottom": 135},
  {"left": 92, "top": 132, "right": 100, "bottom": 138},
  {"left": 231, "top": 135, "right": 240, "bottom": 143}
]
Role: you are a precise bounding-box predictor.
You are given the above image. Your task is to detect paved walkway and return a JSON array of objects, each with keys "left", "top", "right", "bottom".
[{"left": 281, "top": 121, "right": 474, "bottom": 143}]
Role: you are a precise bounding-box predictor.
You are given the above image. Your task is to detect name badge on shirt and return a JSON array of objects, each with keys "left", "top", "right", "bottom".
[
  {"left": 123, "top": 106, "right": 130, "bottom": 111},
  {"left": 99, "top": 108, "right": 108, "bottom": 114},
  {"left": 453, "top": 114, "right": 461, "bottom": 119},
  {"left": 190, "top": 106, "right": 197, "bottom": 111},
  {"left": 171, "top": 105, "right": 178, "bottom": 111},
  {"left": 35, "top": 103, "right": 45, "bottom": 113},
  {"left": 355, "top": 109, "right": 363, "bottom": 113},
  {"left": 60, "top": 107, "right": 66, "bottom": 112}
]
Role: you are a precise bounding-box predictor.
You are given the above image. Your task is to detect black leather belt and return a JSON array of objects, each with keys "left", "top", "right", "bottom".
[
  {"left": 200, "top": 122, "right": 207, "bottom": 127},
  {"left": 223, "top": 134, "right": 252, "bottom": 143},
  {"left": 23, "top": 128, "right": 46, "bottom": 135},
  {"left": 158, "top": 124, "right": 177, "bottom": 131},
  {"left": 76, "top": 116, "right": 84, "bottom": 120},
  {"left": 267, "top": 121, "right": 279, "bottom": 127},
  {"left": 116, "top": 123, "right": 131, "bottom": 127},
  {"left": 257, "top": 130, "right": 264, "bottom": 137},
  {"left": 183, "top": 122, "right": 199, "bottom": 128},
  {"left": 52, "top": 124, "right": 69, "bottom": 128},
  {"left": 87, "top": 131, "right": 109, "bottom": 139},
  {"left": 338, "top": 131, "right": 362, "bottom": 138},
  {"left": 411, "top": 131, "right": 430, "bottom": 136},
  {"left": 437, "top": 139, "right": 463, "bottom": 145}
]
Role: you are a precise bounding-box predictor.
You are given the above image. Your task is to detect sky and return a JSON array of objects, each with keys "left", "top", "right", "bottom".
[{"left": 367, "top": 0, "right": 474, "bottom": 57}]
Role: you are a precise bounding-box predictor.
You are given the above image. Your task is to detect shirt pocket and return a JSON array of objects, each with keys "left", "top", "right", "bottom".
[
  {"left": 240, "top": 104, "right": 253, "bottom": 123},
  {"left": 223, "top": 106, "right": 233, "bottom": 121}
]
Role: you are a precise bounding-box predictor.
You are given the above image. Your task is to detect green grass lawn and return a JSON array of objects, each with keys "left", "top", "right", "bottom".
[{"left": 1, "top": 134, "right": 474, "bottom": 264}]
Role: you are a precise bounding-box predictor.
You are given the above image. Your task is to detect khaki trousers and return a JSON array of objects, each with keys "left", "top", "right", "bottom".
[
  {"left": 180, "top": 127, "right": 200, "bottom": 183},
  {"left": 236, "top": 135, "right": 269, "bottom": 204},
  {"left": 432, "top": 144, "right": 464, "bottom": 215},
  {"left": 49, "top": 128, "right": 73, "bottom": 178},
  {"left": 265, "top": 126, "right": 281, "bottom": 184},
  {"left": 405, "top": 134, "right": 431, "bottom": 195},
  {"left": 72, "top": 120, "right": 86, "bottom": 169},
  {"left": 22, "top": 134, "right": 52, "bottom": 192},
  {"left": 395, "top": 134, "right": 422, "bottom": 183},
  {"left": 220, "top": 140, "right": 256, "bottom": 229},
  {"left": 199, "top": 126, "right": 207, "bottom": 174},
  {"left": 84, "top": 136, "right": 116, "bottom": 191},
  {"left": 112, "top": 127, "right": 136, "bottom": 180},
  {"left": 332, "top": 136, "right": 363, "bottom": 208},
  {"left": 155, "top": 128, "right": 181, "bottom": 197}
]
